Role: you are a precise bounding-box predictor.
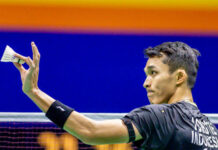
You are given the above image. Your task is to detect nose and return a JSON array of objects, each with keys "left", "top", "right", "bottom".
[{"left": 143, "top": 77, "right": 151, "bottom": 88}]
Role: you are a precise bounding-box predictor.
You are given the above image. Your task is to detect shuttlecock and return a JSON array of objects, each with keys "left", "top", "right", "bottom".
[{"left": 0, "top": 45, "right": 25, "bottom": 64}]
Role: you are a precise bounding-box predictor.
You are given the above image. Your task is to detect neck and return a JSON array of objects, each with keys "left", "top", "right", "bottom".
[{"left": 167, "top": 84, "right": 194, "bottom": 104}]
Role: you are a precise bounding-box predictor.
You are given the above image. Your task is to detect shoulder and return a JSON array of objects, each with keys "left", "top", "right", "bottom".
[
  {"left": 122, "top": 103, "right": 177, "bottom": 144},
  {"left": 129, "top": 103, "right": 172, "bottom": 115},
  {"left": 124, "top": 103, "right": 185, "bottom": 126}
]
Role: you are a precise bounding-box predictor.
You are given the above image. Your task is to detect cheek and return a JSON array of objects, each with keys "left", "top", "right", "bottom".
[
  {"left": 154, "top": 75, "right": 175, "bottom": 94},
  {"left": 149, "top": 75, "right": 176, "bottom": 104}
]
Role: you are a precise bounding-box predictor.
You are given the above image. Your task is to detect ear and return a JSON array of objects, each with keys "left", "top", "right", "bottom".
[{"left": 175, "top": 69, "right": 187, "bottom": 85}]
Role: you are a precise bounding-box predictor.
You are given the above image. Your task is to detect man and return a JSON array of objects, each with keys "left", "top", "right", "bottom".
[{"left": 13, "top": 41, "right": 218, "bottom": 149}]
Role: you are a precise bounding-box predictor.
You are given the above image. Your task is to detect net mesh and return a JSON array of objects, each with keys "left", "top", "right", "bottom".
[
  {"left": 0, "top": 113, "right": 137, "bottom": 150},
  {"left": 0, "top": 122, "right": 101, "bottom": 150},
  {"left": 0, "top": 113, "right": 218, "bottom": 150}
]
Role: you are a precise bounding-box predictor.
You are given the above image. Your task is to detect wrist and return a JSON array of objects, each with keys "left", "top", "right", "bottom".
[
  {"left": 24, "top": 88, "right": 40, "bottom": 97},
  {"left": 46, "top": 100, "right": 74, "bottom": 128}
]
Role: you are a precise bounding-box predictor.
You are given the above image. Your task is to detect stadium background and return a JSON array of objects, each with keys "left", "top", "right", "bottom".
[
  {"left": 0, "top": 0, "right": 218, "bottom": 149},
  {"left": 0, "top": 0, "right": 217, "bottom": 113}
]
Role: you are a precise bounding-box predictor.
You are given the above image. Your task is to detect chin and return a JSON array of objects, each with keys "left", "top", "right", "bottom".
[
  {"left": 148, "top": 98, "right": 162, "bottom": 104},
  {"left": 148, "top": 98, "right": 156, "bottom": 104}
]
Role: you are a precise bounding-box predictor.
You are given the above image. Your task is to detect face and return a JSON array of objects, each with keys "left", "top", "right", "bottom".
[{"left": 143, "top": 56, "right": 177, "bottom": 104}]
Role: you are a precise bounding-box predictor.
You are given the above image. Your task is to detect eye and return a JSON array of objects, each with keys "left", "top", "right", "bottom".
[{"left": 151, "top": 71, "right": 157, "bottom": 75}]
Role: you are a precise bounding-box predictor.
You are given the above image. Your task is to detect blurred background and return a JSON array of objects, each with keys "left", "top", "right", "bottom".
[{"left": 0, "top": 0, "right": 218, "bottom": 113}]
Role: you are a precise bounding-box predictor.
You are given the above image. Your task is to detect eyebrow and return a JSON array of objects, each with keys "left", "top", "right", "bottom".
[{"left": 144, "top": 65, "right": 156, "bottom": 72}]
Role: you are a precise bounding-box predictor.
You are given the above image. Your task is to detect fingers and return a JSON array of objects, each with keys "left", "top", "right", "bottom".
[
  {"left": 27, "top": 56, "right": 35, "bottom": 70},
  {"left": 14, "top": 53, "right": 34, "bottom": 69},
  {"left": 13, "top": 42, "right": 40, "bottom": 72},
  {"left": 31, "top": 42, "right": 40, "bottom": 66},
  {"left": 13, "top": 62, "right": 25, "bottom": 73},
  {"left": 14, "top": 53, "right": 27, "bottom": 62}
]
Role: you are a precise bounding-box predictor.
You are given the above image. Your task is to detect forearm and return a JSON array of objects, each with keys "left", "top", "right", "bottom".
[
  {"left": 25, "top": 88, "right": 55, "bottom": 112},
  {"left": 64, "top": 111, "right": 97, "bottom": 143},
  {"left": 64, "top": 113, "right": 129, "bottom": 145}
]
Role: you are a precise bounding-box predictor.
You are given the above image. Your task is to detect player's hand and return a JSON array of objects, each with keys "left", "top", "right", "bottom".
[{"left": 13, "top": 42, "right": 40, "bottom": 95}]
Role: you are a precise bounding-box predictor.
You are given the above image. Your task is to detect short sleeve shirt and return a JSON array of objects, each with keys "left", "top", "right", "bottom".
[{"left": 122, "top": 101, "right": 218, "bottom": 150}]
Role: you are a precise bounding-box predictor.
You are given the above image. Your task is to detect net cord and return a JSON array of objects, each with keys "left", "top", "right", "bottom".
[{"left": 0, "top": 113, "right": 218, "bottom": 124}]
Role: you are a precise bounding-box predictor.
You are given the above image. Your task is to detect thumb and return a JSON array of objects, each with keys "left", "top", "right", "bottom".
[{"left": 13, "top": 62, "right": 25, "bottom": 73}]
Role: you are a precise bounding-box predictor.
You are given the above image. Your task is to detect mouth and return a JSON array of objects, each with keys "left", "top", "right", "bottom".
[{"left": 147, "top": 92, "right": 154, "bottom": 97}]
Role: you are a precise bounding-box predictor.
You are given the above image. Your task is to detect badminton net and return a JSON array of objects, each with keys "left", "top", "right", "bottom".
[{"left": 0, "top": 113, "right": 217, "bottom": 150}]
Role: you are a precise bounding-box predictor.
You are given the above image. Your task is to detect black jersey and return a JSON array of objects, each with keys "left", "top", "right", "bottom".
[{"left": 121, "top": 101, "right": 218, "bottom": 150}]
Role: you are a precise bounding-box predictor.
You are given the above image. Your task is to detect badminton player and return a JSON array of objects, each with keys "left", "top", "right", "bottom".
[{"left": 13, "top": 41, "right": 218, "bottom": 149}]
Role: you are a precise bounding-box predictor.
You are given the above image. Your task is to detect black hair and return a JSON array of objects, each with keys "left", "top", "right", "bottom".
[{"left": 145, "top": 41, "right": 201, "bottom": 89}]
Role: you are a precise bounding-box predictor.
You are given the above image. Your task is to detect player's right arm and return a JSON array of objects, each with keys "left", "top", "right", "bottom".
[
  {"left": 64, "top": 111, "right": 142, "bottom": 145},
  {"left": 13, "top": 42, "right": 142, "bottom": 145},
  {"left": 25, "top": 88, "right": 142, "bottom": 145}
]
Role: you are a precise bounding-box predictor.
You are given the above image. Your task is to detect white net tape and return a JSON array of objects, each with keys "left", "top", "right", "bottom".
[{"left": 0, "top": 113, "right": 218, "bottom": 124}]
